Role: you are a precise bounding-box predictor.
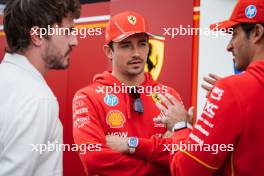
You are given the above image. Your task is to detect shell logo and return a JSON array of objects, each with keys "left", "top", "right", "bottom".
[{"left": 106, "top": 110, "right": 126, "bottom": 128}]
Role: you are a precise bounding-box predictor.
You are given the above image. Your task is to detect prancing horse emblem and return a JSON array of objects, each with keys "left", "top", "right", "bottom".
[{"left": 128, "top": 15, "right": 137, "bottom": 25}]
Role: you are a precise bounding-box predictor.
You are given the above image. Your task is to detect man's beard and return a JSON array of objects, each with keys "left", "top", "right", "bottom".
[
  {"left": 44, "top": 48, "right": 72, "bottom": 70},
  {"left": 46, "top": 56, "right": 69, "bottom": 70}
]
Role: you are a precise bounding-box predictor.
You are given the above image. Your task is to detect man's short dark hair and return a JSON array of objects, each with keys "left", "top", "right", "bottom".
[
  {"left": 240, "top": 23, "right": 264, "bottom": 39},
  {"left": 3, "top": 0, "right": 81, "bottom": 53},
  {"left": 108, "top": 41, "right": 114, "bottom": 51}
]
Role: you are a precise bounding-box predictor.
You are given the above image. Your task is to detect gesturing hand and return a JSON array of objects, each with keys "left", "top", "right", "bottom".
[
  {"left": 202, "top": 73, "right": 222, "bottom": 97},
  {"left": 153, "top": 93, "right": 189, "bottom": 131}
]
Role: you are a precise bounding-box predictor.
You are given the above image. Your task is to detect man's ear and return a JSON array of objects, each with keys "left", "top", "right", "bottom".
[
  {"left": 103, "top": 44, "right": 113, "bottom": 60},
  {"left": 252, "top": 24, "right": 264, "bottom": 44},
  {"left": 30, "top": 26, "right": 43, "bottom": 46}
]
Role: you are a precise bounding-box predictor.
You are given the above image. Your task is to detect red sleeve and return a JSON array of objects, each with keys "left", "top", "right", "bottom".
[
  {"left": 134, "top": 136, "right": 172, "bottom": 167},
  {"left": 72, "top": 91, "right": 157, "bottom": 176},
  {"left": 132, "top": 87, "right": 183, "bottom": 167},
  {"left": 170, "top": 80, "right": 242, "bottom": 175}
]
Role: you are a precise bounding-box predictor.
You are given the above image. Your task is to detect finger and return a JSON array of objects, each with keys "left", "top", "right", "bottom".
[
  {"left": 156, "top": 101, "right": 167, "bottom": 113},
  {"left": 164, "top": 93, "right": 182, "bottom": 106},
  {"left": 209, "top": 73, "right": 222, "bottom": 81},
  {"left": 158, "top": 93, "right": 173, "bottom": 108},
  {"left": 203, "top": 76, "right": 216, "bottom": 85},
  {"left": 188, "top": 106, "right": 195, "bottom": 123},
  {"left": 106, "top": 135, "right": 113, "bottom": 140},
  {"left": 153, "top": 115, "right": 166, "bottom": 124},
  {"left": 188, "top": 106, "right": 195, "bottom": 118},
  {"left": 201, "top": 83, "right": 213, "bottom": 92},
  {"left": 162, "top": 130, "right": 172, "bottom": 138}
]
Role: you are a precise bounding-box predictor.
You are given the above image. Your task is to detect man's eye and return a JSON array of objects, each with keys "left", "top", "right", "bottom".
[
  {"left": 139, "top": 42, "right": 147, "bottom": 46},
  {"left": 120, "top": 44, "right": 129, "bottom": 48}
]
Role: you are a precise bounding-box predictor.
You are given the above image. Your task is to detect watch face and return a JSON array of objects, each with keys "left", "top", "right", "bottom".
[
  {"left": 128, "top": 137, "right": 138, "bottom": 148},
  {"left": 173, "top": 121, "right": 187, "bottom": 131}
]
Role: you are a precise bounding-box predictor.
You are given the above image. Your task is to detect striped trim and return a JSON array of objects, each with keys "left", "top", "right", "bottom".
[
  {"left": 193, "top": 15, "right": 200, "bottom": 21},
  {"left": 74, "top": 15, "right": 110, "bottom": 24},
  {"left": 182, "top": 150, "right": 218, "bottom": 170},
  {"left": 152, "top": 34, "right": 165, "bottom": 41},
  {"left": 75, "top": 22, "right": 107, "bottom": 29},
  {"left": 193, "top": 6, "right": 200, "bottom": 12}
]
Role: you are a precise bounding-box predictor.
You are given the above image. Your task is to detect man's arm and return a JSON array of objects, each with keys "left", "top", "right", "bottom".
[
  {"left": 73, "top": 91, "right": 158, "bottom": 176},
  {"left": 106, "top": 134, "right": 173, "bottom": 168},
  {"left": 0, "top": 98, "right": 62, "bottom": 176},
  {"left": 156, "top": 81, "right": 242, "bottom": 175},
  {"left": 106, "top": 87, "right": 185, "bottom": 167}
]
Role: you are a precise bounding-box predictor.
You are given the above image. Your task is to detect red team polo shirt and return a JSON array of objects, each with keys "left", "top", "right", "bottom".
[
  {"left": 169, "top": 61, "right": 264, "bottom": 175},
  {"left": 73, "top": 71, "right": 181, "bottom": 176}
]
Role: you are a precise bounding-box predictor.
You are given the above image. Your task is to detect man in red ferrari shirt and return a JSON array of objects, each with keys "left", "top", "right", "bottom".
[
  {"left": 154, "top": 0, "right": 264, "bottom": 175},
  {"left": 72, "top": 11, "right": 184, "bottom": 175}
]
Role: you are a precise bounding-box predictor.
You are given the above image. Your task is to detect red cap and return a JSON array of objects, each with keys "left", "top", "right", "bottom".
[
  {"left": 210, "top": 0, "right": 264, "bottom": 30},
  {"left": 105, "top": 11, "right": 152, "bottom": 44}
]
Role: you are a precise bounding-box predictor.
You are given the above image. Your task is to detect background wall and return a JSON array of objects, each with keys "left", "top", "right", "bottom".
[
  {"left": 1, "top": 0, "right": 241, "bottom": 175},
  {"left": 197, "top": 0, "right": 237, "bottom": 117},
  {"left": 0, "top": 0, "right": 194, "bottom": 175}
]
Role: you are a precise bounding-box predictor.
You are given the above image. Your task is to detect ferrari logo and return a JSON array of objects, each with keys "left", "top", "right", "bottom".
[
  {"left": 151, "top": 93, "right": 161, "bottom": 103},
  {"left": 145, "top": 36, "right": 165, "bottom": 81},
  {"left": 127, "top": 15, "right": 137, "bottom": 25}
]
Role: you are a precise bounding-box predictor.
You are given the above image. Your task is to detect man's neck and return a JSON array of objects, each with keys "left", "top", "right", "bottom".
[
  {"left": 251, "top": 43, "right": 264, "bottom": 62},
  {"left": 112, "top": 71, "right": 145, "bottom": 86},
  {"left": 20, "top": 50, "right": 48, "bottom": 76}
]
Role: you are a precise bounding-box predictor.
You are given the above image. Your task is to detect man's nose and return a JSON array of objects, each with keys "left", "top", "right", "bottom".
[
  {"left": 226, "top": 40, "right": 233, "bottom": 52},
  {"left": 132, "top": 46, "right": 140, "bottom": 58},
  {"left": 70, "top": 34, "right": 78, "bottom": 47}
]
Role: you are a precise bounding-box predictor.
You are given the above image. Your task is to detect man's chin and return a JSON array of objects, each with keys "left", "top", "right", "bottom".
[
  {"left": 127, "top": 68, "right": 145, "bottom": 76},
  {"left": 50, "top": 63, "right": 69, "bottom": 70}
]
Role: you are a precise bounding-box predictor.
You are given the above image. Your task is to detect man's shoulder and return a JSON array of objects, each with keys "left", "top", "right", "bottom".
[
  {"left": 213, "top": 72, "right": 261, "bottom": 103},
  {"left": 0, "top": 66, "right": 55, "bottom": 100},
  {"left": 74, "top": 82, "right": 100, "bottom": 98},
  {"left": 217, "top": 72, "right": 255, "bottom": 90}
]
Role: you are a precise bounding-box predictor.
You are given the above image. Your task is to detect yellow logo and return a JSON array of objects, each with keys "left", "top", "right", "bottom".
[
  {"left": 145, "top": 36, "right": 165, "bottom": 81},
  {"left": 106, "top": 110, "right": 126, "bottom": 128},
  {"left": 151, "top": 93, "right": 161, "bottom": 103},
  {"left": 127, "top": 15, "right": 137, "bottom": 25}
]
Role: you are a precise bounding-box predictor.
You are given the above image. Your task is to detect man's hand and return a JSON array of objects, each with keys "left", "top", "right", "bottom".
[
  {"left": 106, "top": 135, "right": 129, "bottom": 153},
  {"left": 162, "top": 130, "right": 173, "bottom": 138},
  {"left": 202, "top": 73, "right": 222, "bottom": 97},
  {"left": 153, "top": 93, "right": 189, "bottom": 131}
]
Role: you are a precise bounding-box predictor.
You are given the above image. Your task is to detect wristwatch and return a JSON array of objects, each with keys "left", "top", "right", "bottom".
[
  {"left": 127, "top": 137, "right": 138, "bottom": 154},
  {"left": 171, "top": 121, "right": 192, "bottom": 131}
]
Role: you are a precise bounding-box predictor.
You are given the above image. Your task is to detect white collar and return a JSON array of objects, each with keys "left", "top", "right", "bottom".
[{"left": 2, "top": 53, "right": 46, "bottom": 84}]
